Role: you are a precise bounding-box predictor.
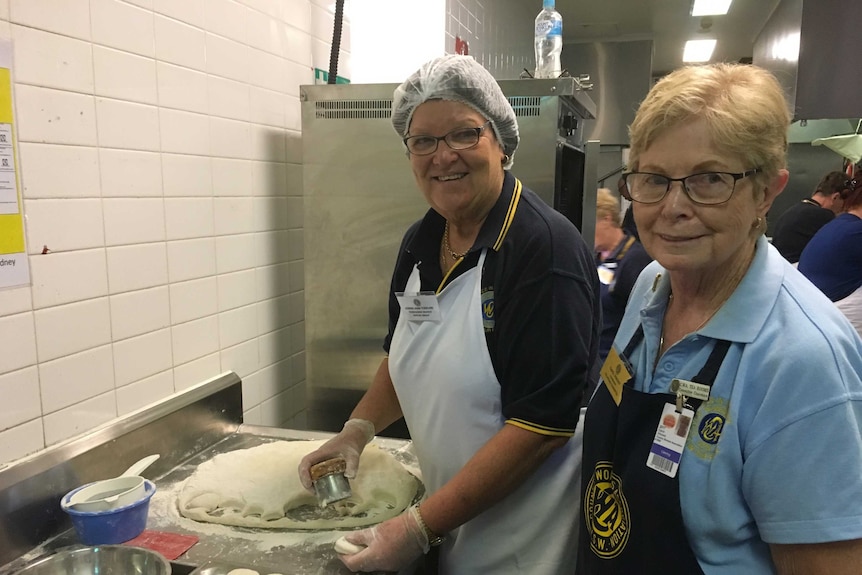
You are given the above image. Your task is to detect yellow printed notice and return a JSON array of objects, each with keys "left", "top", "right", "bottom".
[{"left": 0, "top": 40, "right": 29, "bottom": 290}]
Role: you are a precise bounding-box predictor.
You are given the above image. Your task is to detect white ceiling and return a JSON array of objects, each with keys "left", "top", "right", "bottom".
[{"left": 555, "top": 0, "right": 781, "bottom": 74}]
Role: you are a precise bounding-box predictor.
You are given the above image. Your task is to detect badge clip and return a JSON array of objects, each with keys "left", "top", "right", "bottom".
[{"left": 675, "top": 392, "right": 687, "bottom": 413}]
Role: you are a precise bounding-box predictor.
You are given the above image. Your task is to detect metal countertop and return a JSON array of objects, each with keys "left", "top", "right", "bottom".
[
  {"left": 0, "top": 374, "right": 423, "bottom": 575},
  {"left": 145, "top": 425, "right": 422, "bottom": 575}
]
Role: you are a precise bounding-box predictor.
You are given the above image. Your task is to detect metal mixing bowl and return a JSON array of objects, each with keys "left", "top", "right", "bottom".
[{"left": 12, "top": 545, "right": 171, "bottom": 575}]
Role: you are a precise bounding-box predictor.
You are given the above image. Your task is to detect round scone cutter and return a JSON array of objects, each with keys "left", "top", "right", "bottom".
[{"left": 310, "top": 457, "right": 352, "bottom": 507}]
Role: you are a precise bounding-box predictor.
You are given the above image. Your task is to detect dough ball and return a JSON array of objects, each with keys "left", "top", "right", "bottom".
[
  {"left": 334, "top": 536, "right": 365, "bottom": 555},
  {"left": 226, "top": 569, "right": 259, "bottom": 575}
]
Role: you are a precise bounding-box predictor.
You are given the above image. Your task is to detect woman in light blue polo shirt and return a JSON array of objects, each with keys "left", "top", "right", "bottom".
[{"left": 579, "top": 62, "right": 862, "bottom": 574}]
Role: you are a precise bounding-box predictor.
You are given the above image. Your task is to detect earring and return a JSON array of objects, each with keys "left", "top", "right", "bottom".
[
  {"left": 502, "top": 154, "right": 510, "bottom": 165},
  {"left": 753, "top": 216, "right": 763, "bottom": 229}
]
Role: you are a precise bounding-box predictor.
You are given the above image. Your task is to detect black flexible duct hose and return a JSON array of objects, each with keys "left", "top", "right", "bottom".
[{"left": 328, "top": 0, "right": 345, "bottom": 84}]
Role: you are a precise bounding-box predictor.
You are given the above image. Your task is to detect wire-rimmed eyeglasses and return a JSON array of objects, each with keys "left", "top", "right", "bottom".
[
  {"left": 620, "top": 169, "right": 761, "bottom": 206},
  {"left": 403, "top": 121, "right": 492, "bottom": 156}
]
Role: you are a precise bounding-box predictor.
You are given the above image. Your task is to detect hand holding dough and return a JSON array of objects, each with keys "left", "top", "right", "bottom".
[{"left": 335, "top": 536, "right": 365, "bottom": 555}]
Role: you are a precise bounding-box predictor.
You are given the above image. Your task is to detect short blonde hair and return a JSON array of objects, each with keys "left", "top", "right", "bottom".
[
  {"left": 628, "top": 63, "right": 790, "bottom": 198},
  {"left": 596, "top": 188, "right": 621, "bottom": 227}
]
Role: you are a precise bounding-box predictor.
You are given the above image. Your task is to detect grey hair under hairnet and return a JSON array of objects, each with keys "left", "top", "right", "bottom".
[{"left": 392, "top": 55, "right": 519, "bottom": 169}]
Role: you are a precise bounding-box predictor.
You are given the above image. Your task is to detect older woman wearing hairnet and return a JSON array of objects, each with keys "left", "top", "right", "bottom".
[
  {"left": 299, "top": 54, "right": 600, "bottom": 573},
  {"left": 579, "top": 63, "right": 862, "bottom": 574}
]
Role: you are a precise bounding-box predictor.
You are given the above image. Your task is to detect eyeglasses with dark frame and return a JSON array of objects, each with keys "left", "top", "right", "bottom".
[
  {"left": 620, "top": 169, "right": 761, "bottom": 206},
  {"left": 403, "top": 121, "right": 492, "bottom": 156}
]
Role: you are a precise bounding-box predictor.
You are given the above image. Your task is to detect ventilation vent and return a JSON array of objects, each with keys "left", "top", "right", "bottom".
[
  {"left": 315, "top": 99, "right": 393, "bottom": 119},
  {"left": 509, "top": 96, "right": 541, "bottom": 117},
  {"left": 314, "top": 97, "right": 542, "bottom": 119}
]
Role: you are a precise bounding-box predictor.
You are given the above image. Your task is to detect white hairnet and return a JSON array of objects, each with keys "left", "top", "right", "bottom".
[{"left": 392, "top": 55, "right": 519, "bottom": 169}]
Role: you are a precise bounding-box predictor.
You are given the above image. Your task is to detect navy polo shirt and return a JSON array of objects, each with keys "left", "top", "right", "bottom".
[{"left": 383, "top": 172, "right": 600, "bottom": 434}]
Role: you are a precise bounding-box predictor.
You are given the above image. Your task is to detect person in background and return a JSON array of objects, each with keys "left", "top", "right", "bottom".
[
  {"left": 594, "top": 187, "right": 652, "bottom": 363},
  {"left": 617, "top": 174, "right": 641, "bottom": 241},
  {"left": 798, "top": 175, "right": 862, "bottom": 336},
  {"left": 621, "top": 202, "right": 639, "bottom": 240},
  {"left": 299, "top": 54, "right": 600, "bottom": 574},
  {"left": 580, "top": 62, "right": 862, "bottom": 574},
  {"left": 770, "top": 170, "right": 847, "bottom": 263}
]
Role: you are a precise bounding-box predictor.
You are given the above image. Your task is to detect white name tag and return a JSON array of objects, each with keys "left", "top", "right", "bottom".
[
  {"left": 670, "top": 378, "right": 711, "bottom": 401},
  {"left": 597, "top": 263, "right": 617, "bottom": 285},
  {"left": 395, "top": 292, "right": 441, "bottom": 323},
  {"left": 646, "top": 403, "right": 694, "bottom": 478}
]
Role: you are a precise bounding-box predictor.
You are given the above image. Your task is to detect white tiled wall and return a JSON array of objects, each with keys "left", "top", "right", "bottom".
[
  {"left": 446, "top": 0, "right": 535, "bottom": 79},
  {"left": 0, "top": 0, "right": 350, "bottom": 467}
]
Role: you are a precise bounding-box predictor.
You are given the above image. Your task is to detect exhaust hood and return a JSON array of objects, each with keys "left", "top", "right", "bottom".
[{"left": 753, "top": 0, "right": 862, "bottom": 120}]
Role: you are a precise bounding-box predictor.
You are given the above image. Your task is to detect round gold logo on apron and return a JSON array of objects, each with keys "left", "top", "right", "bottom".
[{"left": 584, "top": 461, "right": 631, "bottom": 558}]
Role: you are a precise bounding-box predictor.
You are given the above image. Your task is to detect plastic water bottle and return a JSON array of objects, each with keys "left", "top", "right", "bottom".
[{"left": 534, "top": 0, "right": 562, "bottom": 79}]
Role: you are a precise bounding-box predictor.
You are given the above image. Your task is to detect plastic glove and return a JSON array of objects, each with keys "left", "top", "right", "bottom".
[
  {"left": 297, "top": 418, "right": 375, "bottom": 491},
  {"left": 337, "top": 506, "right": 428, "bottom": 573}
]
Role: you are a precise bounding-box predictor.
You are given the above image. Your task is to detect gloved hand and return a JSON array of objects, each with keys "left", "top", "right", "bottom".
[
  {"left": 337, "top": 506, "right": 429, "bottom": 573},
  {"left": 297, "top": 418, "right": 375, "bottom": 491}
]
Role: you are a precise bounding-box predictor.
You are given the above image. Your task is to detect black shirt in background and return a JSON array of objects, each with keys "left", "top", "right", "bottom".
[
  {"left": 621, "top": 204, "right": 639, "bottom": 241},
  {"left": 771, "top": 200, "right": 835, "bottom": 264}
]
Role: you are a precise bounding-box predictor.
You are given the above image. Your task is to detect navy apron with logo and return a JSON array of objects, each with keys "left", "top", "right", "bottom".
[{"left": 578, "top": 326, "right": 731, "bottom": 574}]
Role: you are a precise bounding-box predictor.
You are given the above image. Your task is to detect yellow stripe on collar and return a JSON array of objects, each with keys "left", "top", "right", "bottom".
[
  {"left": 492, "top": 178, "right": 522, "bottom": 251},
  {"left": 437, "top": 257, "right": 462, "bottom": 293},
  {"left": 436, "top": 179, "right": 522, "bottom": 292}
]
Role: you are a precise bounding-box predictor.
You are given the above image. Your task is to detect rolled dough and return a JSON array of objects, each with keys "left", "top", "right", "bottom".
[
  {"left": 334, "top": 536, "right": 365, "bottom": 555},
  {"left": 178, "top": 440, "right": 419, "bottom": 529}
]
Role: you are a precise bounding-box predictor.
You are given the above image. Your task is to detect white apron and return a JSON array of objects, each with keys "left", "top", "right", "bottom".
[{"left": 389, "top": 250, "right": 584, "bottom": 575}]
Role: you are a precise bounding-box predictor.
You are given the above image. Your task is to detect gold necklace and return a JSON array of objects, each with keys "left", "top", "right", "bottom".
[
  {"left": 658, "top": 292, "right": 719, "bottom": 355},
  {"left": 658, "top": 247, "right": 754, "bottom": 361},
  {"left": 443, "top": 220, "right": 469, "bottom": 260}
]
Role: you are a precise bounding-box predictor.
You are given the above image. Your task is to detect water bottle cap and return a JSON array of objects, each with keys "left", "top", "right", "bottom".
[{"left": 543, "top": 0, "right": 555, "bottom": 9}]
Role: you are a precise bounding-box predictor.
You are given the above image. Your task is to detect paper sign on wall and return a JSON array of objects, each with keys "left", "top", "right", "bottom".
[{"left": 0, "top": 39, "right": 29, "bottom": 290}]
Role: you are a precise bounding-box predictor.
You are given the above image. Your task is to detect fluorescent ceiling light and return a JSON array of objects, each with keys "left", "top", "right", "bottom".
[
  {"left": 691, "top": 0, "right": 732, "bottom": 16},
  {"left": 683, "top": 39, "right": 717, "bottom": 62}
]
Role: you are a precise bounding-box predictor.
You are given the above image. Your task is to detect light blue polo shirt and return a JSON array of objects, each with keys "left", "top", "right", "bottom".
[{"left": 612, "top": 235, "right": 862, "bottom": 574}]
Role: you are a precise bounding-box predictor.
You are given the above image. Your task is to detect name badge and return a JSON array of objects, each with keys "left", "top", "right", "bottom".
[
  {"left": 600, "top": 347, "right": 632, "bottom": 406},
  {"left": 597, "top": 263, "right": 617, "bottom": 286},
  {"left": 395, "top": 292, "right": 441, "bottom": 323},
  {"left": 670, "top": 378, "right": 711, "bottom": 402},
  {"left": 647, "top": 403, "right": 694, "bottom": 478}
]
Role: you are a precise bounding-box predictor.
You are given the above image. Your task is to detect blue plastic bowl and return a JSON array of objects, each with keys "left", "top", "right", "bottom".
[{"left": 60, "top": 480, "right": 156, "bottom": 545}]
